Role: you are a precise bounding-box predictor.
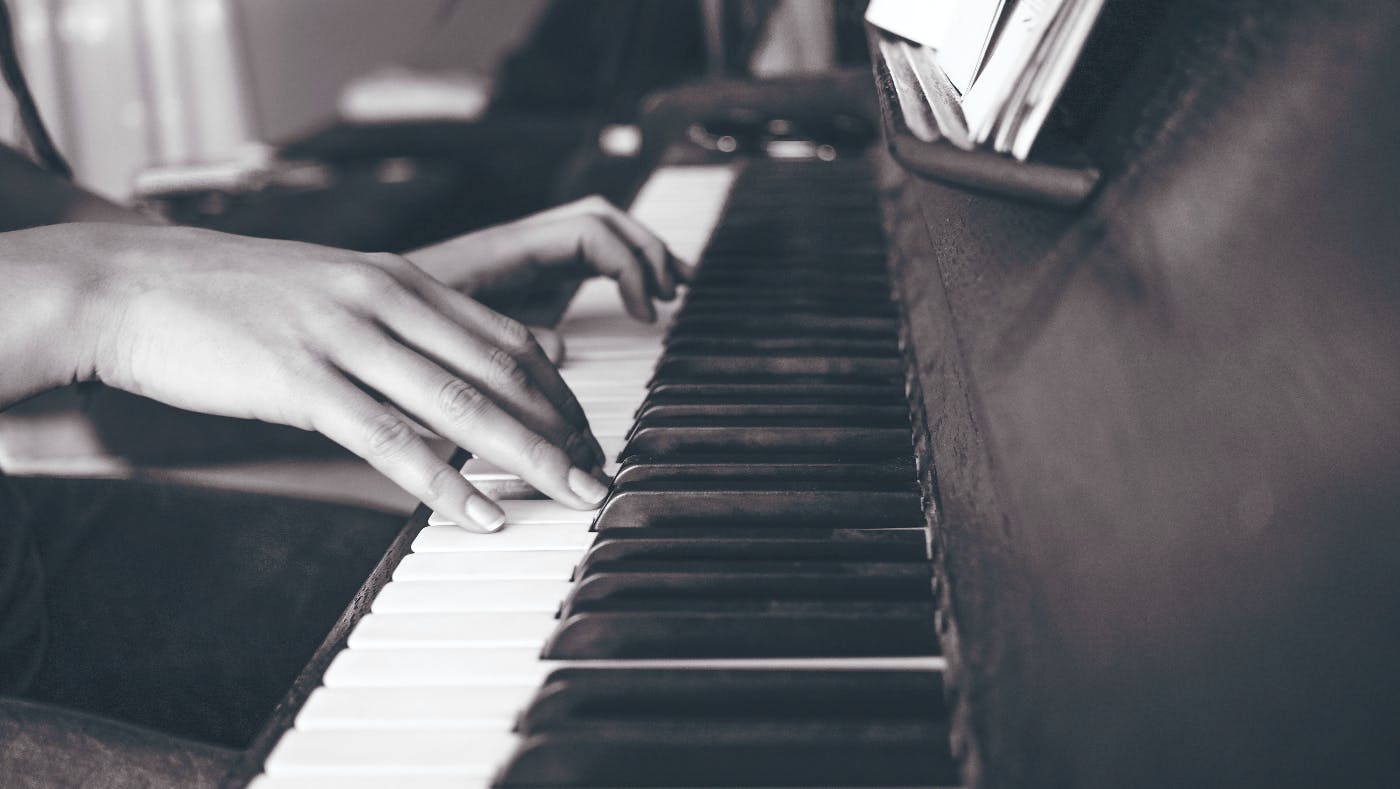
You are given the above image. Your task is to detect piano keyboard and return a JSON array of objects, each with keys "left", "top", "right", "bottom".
[{"left": 244, "top": 160, "right": 955, "bottom": 788}]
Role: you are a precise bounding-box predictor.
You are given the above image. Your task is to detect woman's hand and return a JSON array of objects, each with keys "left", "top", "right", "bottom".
[
  {"left": 7, "top": 223, "right": 609, "bottom": 532},
  {"left": 408, "top": 196, "right": 690, "bottom": 326}
]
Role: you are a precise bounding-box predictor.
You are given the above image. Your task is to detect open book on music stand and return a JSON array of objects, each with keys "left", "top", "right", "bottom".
[{"left": 865, "top": 0, "right": 1107, "bottom": 207}]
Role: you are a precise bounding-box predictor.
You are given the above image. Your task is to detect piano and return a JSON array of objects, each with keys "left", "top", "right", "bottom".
[{"left": 226, "top": 1, "right": 1400, "bottom": 787}]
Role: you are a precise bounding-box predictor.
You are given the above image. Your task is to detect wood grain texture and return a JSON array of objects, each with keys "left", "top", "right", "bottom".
[{"left": 883, "top": 2, "right": 1400, "bottom": 787}]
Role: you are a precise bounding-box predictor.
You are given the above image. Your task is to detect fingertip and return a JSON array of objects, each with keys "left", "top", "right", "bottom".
[
  {"left": 464, "top": 494, "right": 508, "bottom": 532},
  {"left": 670, "top": 250, "right": 697, "bottom": 283},
  {"left": 567, "top": 466, "right": 610, "bottom": 508}
]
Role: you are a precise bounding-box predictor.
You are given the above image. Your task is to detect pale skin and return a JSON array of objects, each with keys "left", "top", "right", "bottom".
[{"left": 0, "top": 146, "right": 689, "bottom": 531}]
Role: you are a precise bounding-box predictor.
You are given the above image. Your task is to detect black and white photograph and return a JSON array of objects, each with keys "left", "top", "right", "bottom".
[{"left": 0, "top": 1, "right": 1396, "bottom": 787}]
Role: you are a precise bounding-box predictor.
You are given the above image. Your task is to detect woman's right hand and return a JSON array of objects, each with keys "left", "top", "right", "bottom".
[{"left": 5, "top": 223, "right": 609, "bottom": 532}]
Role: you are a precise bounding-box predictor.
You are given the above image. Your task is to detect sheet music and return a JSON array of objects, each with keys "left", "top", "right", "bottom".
[
  {"left": 1007, "top": 0, "right": 1106, "bottom": 158},
  {"left": 937, "top": 0, "right": 1009, "bottom": 94},
  {"left": 958, "top": 0, "right": 1067, "bottom": 143},
  {"left": 863, "top": 0, "right": 957, "bottom": 51},
  {"left": 899, "top": 41, "right": 974, "bottom": 150}
]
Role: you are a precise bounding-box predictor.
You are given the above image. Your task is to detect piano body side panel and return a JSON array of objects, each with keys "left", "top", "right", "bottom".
[
  {"left": 880, "top": 154, "right": 1074, "bottom": 789},
  {"left": 883, "top": 2, "right": 1400, "bottom": 788}
]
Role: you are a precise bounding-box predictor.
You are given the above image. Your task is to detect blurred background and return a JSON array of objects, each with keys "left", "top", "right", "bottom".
[
  {"left": 0, "top": 0, "right": 876, "bottom": 507},
  {"left": 1, "top": 0, "right": 870, "bottom": 250}
]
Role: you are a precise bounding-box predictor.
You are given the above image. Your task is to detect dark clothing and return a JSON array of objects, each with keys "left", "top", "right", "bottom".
[
  {"left": 0, "top": 473, "right": 401, "bottom": 785},
  {"left": 0, "top": 473, "right": 45, "bottom": 697}
]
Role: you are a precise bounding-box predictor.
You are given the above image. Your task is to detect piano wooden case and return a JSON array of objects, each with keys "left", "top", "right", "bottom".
[{"left": 881, "top": 0, "right": 1400, "bottom": 787}]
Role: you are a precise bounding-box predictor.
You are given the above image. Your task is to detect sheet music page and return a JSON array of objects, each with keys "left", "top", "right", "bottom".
[
  {"left": 958, "top": 0, "right": 1067, "bottom": 143},
  {"left": 937, "top": 0, "right": 1009, "bottom": 94},
  {"left": 991, "top": 0, "right": 1075, "bottom": 153},
  {"left": 1008, "top": 0, "right": 1106, "bottom": 158},
  {"left": 864, "top": 0, "right": 958, "bottom": 51},
  {"left": 899, "top": 41, "right": 974, "bottom": 149}
]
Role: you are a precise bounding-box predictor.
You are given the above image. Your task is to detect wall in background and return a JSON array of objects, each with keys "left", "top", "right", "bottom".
[
  {"left": 8, "top": 0, "right": 547, "bottom": 199},
  {"left": 238, "top": 0, "right": 547, "bottom": 142}
]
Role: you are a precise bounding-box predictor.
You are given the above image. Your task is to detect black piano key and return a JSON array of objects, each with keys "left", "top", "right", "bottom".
[
  {"left": 703, "top": 239, "right": 887, "bottom": 257},
  {"left": 667, "top": 313, "right": 900, "bottom": 338},
  {"left": 595, "top": 484, "right": 921, "bottom": 529},
  {"left": 611, "top": 457, "right": 914, "bottom": 487},
  {"left": 651, "top": 352, "right": 902, "bottom": 379},
  {"left": 541, "top": 599, "right": 940, "bottom": 660},
  {"left": 631, "top": 401, "right": 908, "bottom": 423},
  {"left": 661, "top": 335, "right": 898, "bottom": 358},
  {"left": 560, "top": 560, "right": 933, "bottom": 616},
  {"left": 496, "top": 721, "right": 957, "bottom": 787},
  {"left": 626, "top": 408, "right": 907, "bottom": 430},
  {"left": 642, "top": 381, "right": 907, "bottom": 405},
  {"left": 518, "top": 668, "right": 945, "bottom": 732},
  {"left": 578, "top": 528, "right": 930, "bottom": 570},
  {"left": 621, "top": 418, "right": 912, "bottom": 458},
  {"left": 678, "top": 299, "right": 897, "bottom": 319},
  {"left": 679, "top": 282, "right": 893, "bottom": 300},
  {"left": 689, "top": 269, "right": 892, "bottom": 289}
]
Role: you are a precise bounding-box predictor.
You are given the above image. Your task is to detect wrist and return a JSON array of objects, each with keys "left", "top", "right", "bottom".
[{"left": 0, "top": 226, "right": 100, "bottom": 405}]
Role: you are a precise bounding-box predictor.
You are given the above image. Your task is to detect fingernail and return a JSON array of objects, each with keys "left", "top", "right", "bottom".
[
  {"left": 568, "top": 466, "right": 610, "bottom": 506},
  {"left": 465, "top": 495, "right": 507, "bottom": 532}
]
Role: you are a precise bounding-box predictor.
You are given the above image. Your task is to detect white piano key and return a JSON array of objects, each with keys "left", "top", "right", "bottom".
[
  {"left": 323, "top": 647, "right": 552, "bottom": 687},
  {"left": 251, "top": 776, "right": 475, "bottom": 789},
  {"left": 500, "top": 500, "right": 597, "bottom": 524},
  {"left": 295, "top": 685, "right": 535, "bottom": 730},
  {"left": 411, "top": 523, "right": 594, "bottom": 552},
  {"left": 427, "top": 500, "right": 595, "bottom": 528},
  {"left": 325, "top": 649, "right": 949, "bottom": 690},
  {"left": 393, "top": 551, "right": 580, "bottom": 581},
  {"left": 370, "top": 580, "right": 571, "bottom": 614},
  {"left": 567, "top": 388, "right": 650, "bottom": 405},
  {"left": 264, "top": 728, "right": 514, "bottom": 777},
  {"left": 581, "top": 419, "right": 636, "bottom": 437},
  {"left": 559, "top": 369, "right": 654, "bottom": 384},
  {"left": 564, "top": 344, "right": 664, "bottom": 362},
  {"left": 347, "top": 612, "right": 558, "bottom": 649},
  {"left": 251, "top": 165, "right": 740, "bottom": 789}
]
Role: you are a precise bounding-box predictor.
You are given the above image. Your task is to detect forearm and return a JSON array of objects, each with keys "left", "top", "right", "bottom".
[{"left": 0, "top": 145, "right": 159, "bottom": 231}]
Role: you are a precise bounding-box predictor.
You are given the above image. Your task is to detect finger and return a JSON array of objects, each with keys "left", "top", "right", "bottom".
[
  {"left": 573, "top": 216, "right": 656, "bottom": 322},
  {"left": 338, "top": 331, "right": 608, "bottom": 510},
  {"left": 354, "top": 289, "right": 600, "bottom": 471},
  {"left": 529, "top": 326, "right": 566, "bottom": 366},
  {"left": 304, "top": 372, "right": 507, "bottom": 533},
  {"left": 593, "top": 204, "right": 677, "bottom": 299},
  {"left": 668, "top": 245, "right": 697, "bottom": 283},
  {"left": 547, "top": 196, "right": 679, "bottom": 299},
  {"left": 394, "top": 264, "right": 607, "bottom": 465}
]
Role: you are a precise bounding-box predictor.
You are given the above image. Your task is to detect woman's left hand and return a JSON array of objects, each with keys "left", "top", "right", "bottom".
[{"left": 407, "top": 196, "right": 689, "bottom": 326}]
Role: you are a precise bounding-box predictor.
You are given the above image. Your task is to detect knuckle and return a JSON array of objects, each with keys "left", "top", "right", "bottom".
[
  {"left": 578, "top": 214, "right": 609, "bottom": 241},
  {"left": 486, "top": 347, "right": 531, "bottom": 390},
  {"left": 364, "top": 412, "right": 416, "bottom": 458},
  {"left": 365, "top": 251, "right": 401, "bottom": 267},
  {"left": 564, "top": 430, "right": 591, "bottom": 459},
  {"left": 522, "top": 433, "right": 561, "bottom": 470},
  {"left": 437, "top": 378, "right": 489, "bottom": 424},
  {"left": 495, "top": 315, "right": 534, "bottom": 352},
  {"left": 338, "top": 263, "right": 399, "bottom": 302},
  {"left": 424, "top": 465, "right": 459, "bottom": 504}
]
